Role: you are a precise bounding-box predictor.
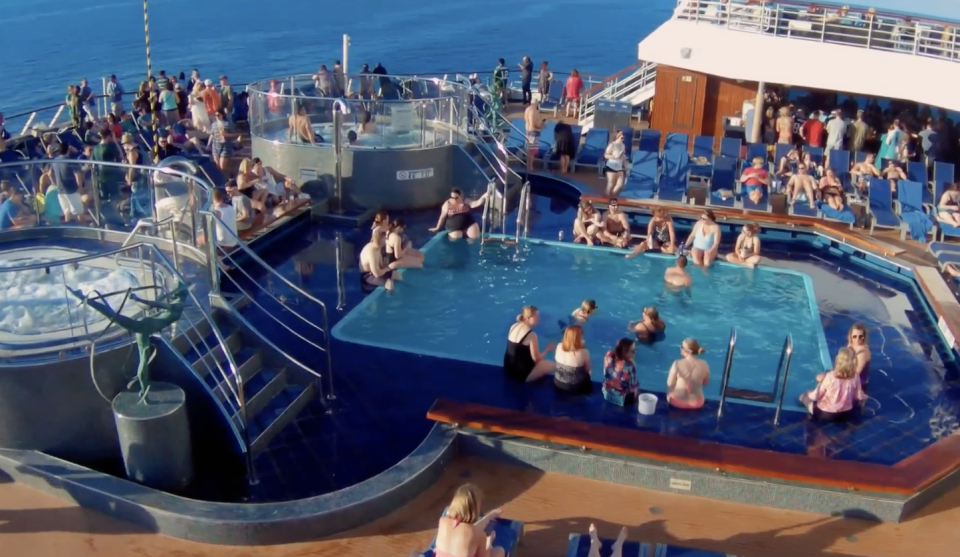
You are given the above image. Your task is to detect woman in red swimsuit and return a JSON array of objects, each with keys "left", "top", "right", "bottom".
[{"left": 434, "top": 484, "right": 504, "bottom": 557}]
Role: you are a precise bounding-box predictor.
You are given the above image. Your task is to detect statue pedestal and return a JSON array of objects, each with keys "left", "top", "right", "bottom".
[{"left": 112, "top": 381, "right": 193, "bottom": 491}]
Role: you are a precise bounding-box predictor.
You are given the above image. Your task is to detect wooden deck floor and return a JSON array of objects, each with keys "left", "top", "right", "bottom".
[{"left": 2, "top": 456, "right": 959, "bottom": 556}]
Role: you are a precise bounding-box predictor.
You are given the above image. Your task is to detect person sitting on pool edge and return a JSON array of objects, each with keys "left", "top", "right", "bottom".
[
  {"left": 359, "top": 229, "right": 402, "bottom": 291},
  {"left": 603, "top": 338, "right": 638, "bottom": 406},
  {"left": 630, "top": 306, "right": 665, "bottom": 342},
  {"left": 726, "top": 223, "right": 762, "bottom": 268},
  {"left": 626, "top": 207, "right": 676, "bottom": 257},
  {"left": 598, "top": 198, "right": 630, "bottom": 248},
  {"left": 386, "top": 219, "right": 424, "bottom": 268},
  {"left": 503, "top": 306, "right": 555, "bottom": 383},
  {"left": 664, "top": 254, "right": 691, "bottom": 289},
  {"left": 429, "top": 188, "right": 491, "bottom": 240},
  {"left": 554, "top": 325, "right": 592, "bottom": 395},
  {"left": 573, "top": 200, "right": 601, "bottom": 245},
  {"left": 799, "top": 346, "right": 865, "bottom": 422},
  {"left": 666, "top": 338, "right": 710, "bottom": 410},
  {"left": 684, "top": 209, "right": 721, "bottom": 267}
]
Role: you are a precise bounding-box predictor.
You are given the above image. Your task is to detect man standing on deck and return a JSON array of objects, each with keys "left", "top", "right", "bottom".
[
  {"left": 106, "top": 75, "right": 124, "bottom": 117},
  {"left": 493, "top": 58, "right": 509, "bottom": 105},
  {"left": 50, "top": 143, "right": 87, "bottom": 223},
  {"left": 518, "top": 56, "right": 533, "bottom": 105},
  {"left": 847, "top": 110, "right": 870, "bottom": 153},
  {"left": 91, "top": 129, "right": 122, "bottom": 202},
  {"left": 524, "top": 101, "right": 544, "bottom": 172},
  {"left": 825, "top": 109, "right": 847, "bottom": 152},
  {"left": 219, "top": 76, "right": 235, "bottom": 126}
]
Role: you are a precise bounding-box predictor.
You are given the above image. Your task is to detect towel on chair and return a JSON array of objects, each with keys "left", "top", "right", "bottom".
[{"left": 902, "top": 211, "right": 933, "bottom": 241}]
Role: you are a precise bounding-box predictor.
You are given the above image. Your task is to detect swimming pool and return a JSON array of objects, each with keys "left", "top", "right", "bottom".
[{"left": 333, "top": 234, "right": 832, "bottom": 409}]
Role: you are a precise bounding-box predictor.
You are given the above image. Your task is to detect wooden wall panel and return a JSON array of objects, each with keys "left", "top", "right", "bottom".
[
  {"left": 703, "top": 75, "right": 758, "bottom": 151},
  {"left": 650, "top": 65, "right": 707, "bottom": 149}
]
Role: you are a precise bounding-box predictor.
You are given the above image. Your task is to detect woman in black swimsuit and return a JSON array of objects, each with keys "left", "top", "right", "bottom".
[
  {"left": 630, "top": 306, "right": 666, "bottom": 342},
  {"left": 626, "top": 207, "right": 675, "bottom": 257},
  {"left": 503, "top": 306, "right": 555, "bottom": 383},
  {"left": 429, "top": 188, "right": 490, "bottom": 240}
]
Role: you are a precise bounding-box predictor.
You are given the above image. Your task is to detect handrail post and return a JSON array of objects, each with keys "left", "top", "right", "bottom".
[
  {"left": 716, "top": 327, "right": 737, "bottom": 418},
  {"left": 204, "top": 213, "right": 221, "bottom": 293},
  {"left": 773, "top": 335, "right": 794, "bottom": 426},
  {"left": 523, "top": 182, "right": 532, "bottom": 238},
  {"left": 514, "top": 183, "right": 527, "bottom": 243},
  {"left": 480, "top": 181, "right": 493, "bottom": 244},
  {"left": 335, "top": 231, "right": 347, "bottom": 311}
]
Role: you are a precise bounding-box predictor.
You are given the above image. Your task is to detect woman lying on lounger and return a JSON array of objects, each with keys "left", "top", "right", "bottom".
[
  {"left": 937, "top": 182, "right": 960, "bottom": 227},
  {"left": 435, "top": 484, "right": 505, "bottom": 557}
]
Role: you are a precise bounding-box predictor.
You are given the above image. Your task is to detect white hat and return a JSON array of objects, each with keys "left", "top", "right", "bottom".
[{"left": 204, "top": 79, "right": 213, "bottom": 86}]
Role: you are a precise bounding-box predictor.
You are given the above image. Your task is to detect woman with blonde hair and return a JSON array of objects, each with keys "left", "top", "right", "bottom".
[
  {"left": 816, "top": 323, "right": 872, "bottom": 387},
  {"left": 630, "top": 306, "right": 666, "bottom": 342},
  {"left": 800, "top": 347, "right": 865, "bottom": 421},
  {"left": 503, "top": 306, "right": 554, "bottom": 383},
  {"left": 236, "top": 158, "right": 269, "bottom": 209},
  {"left": 553, "top": 325, "right": 591, "bottom": 394},
  {"left": 189, "top": 82, "right": 210, "bottom": 132},
  {"left": 666, "top": 338, "right": 710, "bottom": 409},
  {"left": 434, "top": 484, "right": 504, "bottom": 557},
  {"left": 627, "top": 207, "right": 676, "bottom": 257}
]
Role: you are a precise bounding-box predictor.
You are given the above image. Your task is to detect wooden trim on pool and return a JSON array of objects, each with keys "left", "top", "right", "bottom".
[{"left": 427, "top": 398, "right": 960, "bottom": 494}]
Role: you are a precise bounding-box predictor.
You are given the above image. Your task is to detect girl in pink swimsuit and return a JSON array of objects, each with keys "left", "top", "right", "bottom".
[{"left": 434, "top": 484, "right": 505, "bottom": 557}]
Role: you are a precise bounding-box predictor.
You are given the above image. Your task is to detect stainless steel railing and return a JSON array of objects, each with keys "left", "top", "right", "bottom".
[
  {"left": 203, "top": 210, "right": 335, "bottom": 403},
  {"left": 715, "top": 327, "right": 739, "bottom": 418},
  {"left": 773, "top": 334, "right": 795, "bottom": 425},
  {"left": 577, "top": 61, "right": 658, "bottom": 124},
  {"left": 673, "top": 0, "right": 960, "bottom": 63}
]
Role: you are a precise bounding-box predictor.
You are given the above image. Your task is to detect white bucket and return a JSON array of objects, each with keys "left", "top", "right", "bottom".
[{"left": 637, "top": 393, "right": 658, "bottom": 415}]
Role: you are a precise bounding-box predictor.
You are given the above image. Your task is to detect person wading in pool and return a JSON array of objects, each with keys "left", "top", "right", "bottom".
[
  {"left": 359, "top": 230, "right": 402, "bottom": 291},
  {"left": 664, "top": 255, "right": 691, "bottom": 289},
  {"left": 429, "top": 188, "right": 491, "bottom": 240},
  {"left": 288, "top": 104, "right": 316, "bottom": 145},
  {"left": 598, "top": 199, "right": 630, "bottom": 248}
]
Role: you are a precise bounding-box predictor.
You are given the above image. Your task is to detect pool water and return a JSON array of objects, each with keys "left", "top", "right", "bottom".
[
  {"left": 267, "top": 123, "right": 443, "bottom": 148},
  {"left": 333, "top": 235, "right": 831, "bottom": 408}
]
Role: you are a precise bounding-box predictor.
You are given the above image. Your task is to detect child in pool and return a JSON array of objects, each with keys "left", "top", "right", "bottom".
[{"left": 559, "top": 299, "right": 597, "bottom": 329}]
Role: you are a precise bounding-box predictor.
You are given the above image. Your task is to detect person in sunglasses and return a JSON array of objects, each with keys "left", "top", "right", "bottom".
[
  {"left": 815, "top": 323, "right": 872, "bottom": 389},
  {"left": 429, "top": 188, "right": 491, "bottom": 240},
  {"left": 597, "top": 199, "right": 631, "bottom": 248}
]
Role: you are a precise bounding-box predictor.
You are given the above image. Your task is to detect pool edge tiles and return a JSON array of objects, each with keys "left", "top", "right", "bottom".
[{"left": 332, "top": 233, "right": 834, "bottom": 383}]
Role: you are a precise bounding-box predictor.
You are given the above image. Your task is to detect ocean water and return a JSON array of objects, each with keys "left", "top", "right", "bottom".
[
  {"left": 0, "top": 0, "right": 674, "bottom": 118},
  {"left": 333, "top": 236, "right": 832, "bottom": 406}
]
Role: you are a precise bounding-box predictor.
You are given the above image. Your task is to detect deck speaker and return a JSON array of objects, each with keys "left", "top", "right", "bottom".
[
  {"left": 593, "top": 100, "right": 632, "bottom": 132},
  {"left": 681, "top": 48, "right": 692, "bottom": 59}
]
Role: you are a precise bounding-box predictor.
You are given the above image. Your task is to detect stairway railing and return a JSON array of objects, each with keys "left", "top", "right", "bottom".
[
  {"left": 715, "top": 327, "right": 739, "bottom": 418},
  {"left": 577, "top": 61, "right": 659, "bottom": 123},
  {"left": 202, "top": 210, "right": 335, "bottom": 403},
  {"left": 773, "top": 334, "right": 795, "bottom": 426}
]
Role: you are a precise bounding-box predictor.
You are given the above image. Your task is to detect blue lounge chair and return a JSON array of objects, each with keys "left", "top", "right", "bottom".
[
  {"left": 534, "top": 120, "right": 558, "bottom": 162},
  {"left": 567, "top": 533, "right": 650, "bottom": 557},
  {"left": 932, "top": 179, "right": 960, "bottom": 241},
  {"left": 664, "top": 133, "right": 689, "bottom": 156},
  {"left": 622, "top": 150, "right": 659, "bottom": 199},
  {"left": 790, "top": 195, "right": 820, "bottom": 218},
  {"left": 418, "top": 509, "right": 524, "bottom": 557},
  {"left": 928, "top": 242, "right": 960, "bottom": 256},
  {"left": 744, "top": 143, "right": 767, "bottom": 165},
  {"left": 690, "top": 135, "right": 714, "bottom": 178},
  {"left": 867, "top": 177, "right": 903, "bottom": 233},
  {"left": 538, "top": 80, "right": 564, "bottom": 115},
  {"left": 658, "top": 151, "right": 689, "bottom": 202},
  {"left": 896, "top": 180, "right": 934, "bottom": 240},
  {"left": 806, "top": 146, "right": 824, "bottom": 165},
  {"left": 934, "top": 160, "right": 956, "bottom": 193},
  {"left": 773, "top": 143, "right": 792, "bottom": 171},
  {"left": 854, "top": 150, "right": 869, "bottom": 164},
  {"left": 619, "top": 126, "right": 635, "bottom": 160},
  {"left": 708, "top": 156, "right": 737, "bottom": 208},
  {"left": 906, "top": 161, "right": 930, "bottom": 203},
  {"left": 638, "top": 129, "right": 661, "bottom": 153},
  {"left": 574, "top": 128, "right": 609, "bottom": 172},
  {"left": 719, "top": 137, "right": 741, "bottom": 160},
  {"left": 826, "top": 149, "right": 852, "bottom": 193}
]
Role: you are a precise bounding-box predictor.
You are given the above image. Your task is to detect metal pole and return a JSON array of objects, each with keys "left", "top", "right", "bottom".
[
  {"left": 342, "top": 34, "right": 351, "bottom": 96},
  {"left": 523, "top": 182, "right": 532, "bottom": 238},
  {"left": 333, "top": 109, "right": 344, "bottom": 213},
  {"left": 335, "top": 231, "right": 346, "bottom": 311},
  {"left": 204, "top": 213, "right": 221, "bottom": 294},
  {"left": 773, "top": 336, "right": 794, "bottom": 426},
  {"left": 750, "top": 81, "right": 765, "bottom": 144},
  {"left": 143, "top": 0, "right": 159, "bottom": 164}
]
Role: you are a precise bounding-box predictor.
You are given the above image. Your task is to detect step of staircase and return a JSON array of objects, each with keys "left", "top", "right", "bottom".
[{"left": 248, "top": 383, "right": 316, "bottom": 456}]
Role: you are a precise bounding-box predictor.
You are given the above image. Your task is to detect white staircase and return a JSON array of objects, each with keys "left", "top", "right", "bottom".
[{"left": 578, "top": 61, "right": 658, "bottom": 129}]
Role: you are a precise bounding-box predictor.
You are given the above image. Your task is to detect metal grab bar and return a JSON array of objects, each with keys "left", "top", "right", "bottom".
[
  {"left": 577, "top": 61, "right": 658, "bottom": 122},
  {"left": 480, "top": 181, "right": 495, "bottom": 245},
  {"left": 514, "top": 183, "right": 528, "bottom": 244},
  {"left": 773, "top": 334, "right": 795, "bottom": 426},
  {"left": 715, "top": 327, "right": 738, "bottom": 418}
]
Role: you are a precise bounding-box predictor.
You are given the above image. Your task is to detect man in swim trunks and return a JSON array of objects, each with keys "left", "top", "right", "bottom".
[
  {"left": 850, "top": 154, "right": 880, "bottom": 196},
  {"left": 598, "top": 199, "right": 631, "bottom": 248},
  {"left": 664, "top": 255, "right": 691, "bottom": 288},
  {"left": 785, "top": 162, "right": 819, "bottom": 210},
  {"left": 288, "top": 105, "right": 316, "bottom": 145},
  {"left": 359, "top": 230, "right": 402, "bottom": 291},
  {"left": 524, "top": 101, "right": 544, "bottom": 172}
]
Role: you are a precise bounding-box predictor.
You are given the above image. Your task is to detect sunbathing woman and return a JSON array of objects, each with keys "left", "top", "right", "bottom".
[
  {"left": 434, "top": 484, "right": 505, "bottom": 557},
  {"left": 726, "top": 223, "right": 761, "bottom": 268},
  {"left": 573, "top": 200, "right": 602, "bottom": 244},
  {"left": 429, "top": 188, "right": 490, "bottom": 240},
  {"left": 819, "top": 167, "right": 845, "bottom": 212},
  {"left": 630, "top": 306, "right": 666, "bottom": 342},
  {"left": 626, "top": 207, "right": 675, "bottom": 257},
  {"left": 584, "top": 524, "right": 630, "bottom": 557}
]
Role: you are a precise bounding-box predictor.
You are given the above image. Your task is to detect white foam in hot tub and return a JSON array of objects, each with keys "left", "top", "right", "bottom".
[{"left": 0, "top": 258, "right": 141, "bottom": 335}]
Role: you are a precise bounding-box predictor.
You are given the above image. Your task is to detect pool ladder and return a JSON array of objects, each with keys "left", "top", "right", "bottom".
[{"left": 716, "top": 329, "right": 794, "bottom": 425}]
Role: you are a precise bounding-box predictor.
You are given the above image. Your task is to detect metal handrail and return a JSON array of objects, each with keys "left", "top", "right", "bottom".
[
  {"left": 674, "top": 0, "right": 960, "bottom": 63},
  {"left": 202, "top": 210, "right": 335, "bottom": 400},
  {"left": 480, "top": 181, "right": 495, "bottom": 246},
  {"left": 773, "top": 334, "right": 795, "bottom": 426},
  {"left": 715, "top": 327, "right": 738, "bottom": 418},
  {"left": 577, "top": 61, "right": 658, "bottom": 123},
  {"left": 514, "top": 183, "right": 528, "bottom": 244}
]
